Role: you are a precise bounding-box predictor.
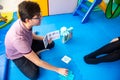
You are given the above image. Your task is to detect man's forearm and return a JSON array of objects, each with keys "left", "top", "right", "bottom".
[{"left": 24, "top": 51, "right": 58, "bottom": 72}]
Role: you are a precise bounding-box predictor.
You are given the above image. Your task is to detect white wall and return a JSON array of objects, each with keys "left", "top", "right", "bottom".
[
  {"left": 0, "top": 0, "right": 24, "bottom": 12},
  {"left": 0, "top": 0, "right": 109, "bottom": 13},
  {"left": 0, "top": 0, "right": 78, "bottom": 14},
  {"left": 49, "top": 0, "right": 78, "bottom": 15}
]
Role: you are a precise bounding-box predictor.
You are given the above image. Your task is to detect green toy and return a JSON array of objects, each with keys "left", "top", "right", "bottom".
[
  {"left": 115, "top": 0, "right": 120, "bottom": 5},
  {"left": 105, "top": 0, "right": 120, "bottom": 18},
  {"left": 59, "top": 70, "right": 74, "bottom": 80}
]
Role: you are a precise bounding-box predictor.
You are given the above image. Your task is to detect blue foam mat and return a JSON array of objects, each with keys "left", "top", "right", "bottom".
[
  {"left": 0, "top": 11, "right": 120, "bottom": 80},
  {"left": 0, "top": 54, "right": 9, "bottom": 80}
]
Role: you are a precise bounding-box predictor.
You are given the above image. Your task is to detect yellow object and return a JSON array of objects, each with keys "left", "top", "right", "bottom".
[
  {"left": 0, "top": 12, "right": 13, "bottom": 29},
  {"left": 30, "top": 0, "right": 49, "bottom": 16},
  {"left": 89, "top": 0, "right": 94, "bottom": 2},
  {"left": 89, "top": 0, "right": 106, "bottom": 12},
  {"left": 99, "top": 0, "right": 106, "bottom": 12}
]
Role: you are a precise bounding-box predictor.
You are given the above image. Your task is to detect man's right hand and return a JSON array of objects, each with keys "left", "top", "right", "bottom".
[{"left": 56, "top": 68, "right": 68, "bottom": 76}]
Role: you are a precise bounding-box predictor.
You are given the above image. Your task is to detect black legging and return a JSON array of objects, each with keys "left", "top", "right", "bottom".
[
  {"left": 13, "top": 40, "right": 55, "bottom": 80},
  {"left": 84, "top": 40, "right": 120, "bottom": 64}
]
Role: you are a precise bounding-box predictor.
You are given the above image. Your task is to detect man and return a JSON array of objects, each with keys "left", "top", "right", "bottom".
[{"left": 5, "top": 1, "right": 68, "bottom": 80}]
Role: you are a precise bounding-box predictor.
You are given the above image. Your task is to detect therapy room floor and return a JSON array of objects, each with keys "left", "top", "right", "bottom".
[{"left": 0, "top": 10, "right": 120, "bottom": 80}]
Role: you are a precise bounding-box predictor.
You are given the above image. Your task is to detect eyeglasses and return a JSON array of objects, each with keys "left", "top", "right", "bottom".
[
  {"left": 32, "top": 16, "right": 42, "bottom": 19},
  {"left": 32, "top": 17, "right": 41, "bottom": 20},
  {"left": 32, "top": 15, "right": 42, "bottom": 20}
]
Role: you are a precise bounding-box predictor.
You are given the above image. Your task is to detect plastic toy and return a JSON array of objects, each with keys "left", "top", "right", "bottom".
[
  {"left": 115, "top": 0, "right": 120, "bottom": 4},
  {"left": 0, "top": 14, "right": 7, "bottom": 22},
  {"left": 0, "top": 12, "right": 13, "bottom": 29},
  {"left": 73, "top": 0, "right": 102, "bottom": 23},
  {"left": 0, "top": 5, "right": 7, "bottom": 22},
  {"left": 74, "top": 0, "right": 120, "bottom": 23},
  {"left": 59, "top": 70, "right": 74, "bottom": 80},
  {"left": 0, "top": 4, "right": 13, "bottom": 29},
  {"left": 105, "top": 0, "right": 120, "bottom": 19},
  {"left": 60, "top": 26, "right": 73, "bottom": 44}
]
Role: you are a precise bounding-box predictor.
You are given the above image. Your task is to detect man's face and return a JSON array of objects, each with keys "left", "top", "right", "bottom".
[{"left": 31, "top": 13, "right": 42, "bottom": 26}]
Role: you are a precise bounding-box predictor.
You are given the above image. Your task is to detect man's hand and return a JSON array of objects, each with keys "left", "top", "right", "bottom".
[
  {"left": 48, "top": 38, "right": 52, "bottom": 44},
  {"left": 56, "top": 68, "right": 68, "bottom": 76}
]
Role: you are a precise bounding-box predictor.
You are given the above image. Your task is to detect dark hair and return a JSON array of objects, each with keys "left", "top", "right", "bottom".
[{"left": 18, "top": 1, "right": 41, "bottom": 22}]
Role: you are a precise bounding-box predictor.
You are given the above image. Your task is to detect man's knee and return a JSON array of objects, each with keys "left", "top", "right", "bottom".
[
  {"left": 26, "top": 70, "right": 39, "bottom": 80},
  {"left": 84, "top": 55, "right": 90, "bottom": 63},
  {"left": 84, "top": 55, "right": 99, "bottom": 64}
]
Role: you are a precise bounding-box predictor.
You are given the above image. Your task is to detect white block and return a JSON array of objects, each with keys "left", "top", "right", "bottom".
[{"left": 61, "top": 55, "right": 71, "bottom": 64}]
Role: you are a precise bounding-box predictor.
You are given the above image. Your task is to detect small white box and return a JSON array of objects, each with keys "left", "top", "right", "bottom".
[{"left": 61, "top": 55, "right": 71, "bottom": 64}]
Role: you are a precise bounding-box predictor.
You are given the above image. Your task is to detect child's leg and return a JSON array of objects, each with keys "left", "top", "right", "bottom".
[
  {"left": 98, "top": 49, "right": 120, "bottom": 62},
  {"left": 84, "top": 41, "right": 120, "bottom": 64}
]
